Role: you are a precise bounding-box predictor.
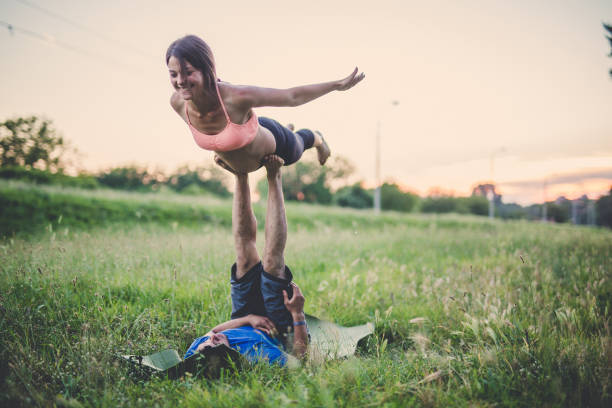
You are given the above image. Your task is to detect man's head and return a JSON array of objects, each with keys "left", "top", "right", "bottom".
[{"left": 196, "top": 331, "right": 229, "bottom": 352}]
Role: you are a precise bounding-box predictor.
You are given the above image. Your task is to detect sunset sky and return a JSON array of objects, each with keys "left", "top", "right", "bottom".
[{"left": 1, "top": 0, "right": 611, "bottom": 204}]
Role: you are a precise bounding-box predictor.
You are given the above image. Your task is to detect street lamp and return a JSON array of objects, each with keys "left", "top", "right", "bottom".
[
  {"left": 488, "top": 147, "right": 506, "bottom": 219},
  {"left": 374, "top": 100, "right": 399, "bottom": 214}
]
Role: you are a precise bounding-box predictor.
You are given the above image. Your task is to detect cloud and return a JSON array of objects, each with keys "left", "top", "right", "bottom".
[{"left": 499, "top": 167, "right": 612, "bottom": 189}]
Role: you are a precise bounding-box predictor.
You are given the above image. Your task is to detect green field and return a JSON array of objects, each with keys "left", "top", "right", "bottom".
[{"left": 1, "top": 184, "right": 611, "bottom": 407}]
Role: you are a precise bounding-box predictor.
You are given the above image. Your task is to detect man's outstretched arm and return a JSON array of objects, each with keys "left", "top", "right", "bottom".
[
  {"left": 209, "top": 314, "right": 277, "bottom": 336},
  {"left": 284, "top": 282, "right": 308, "bottom": 359}
]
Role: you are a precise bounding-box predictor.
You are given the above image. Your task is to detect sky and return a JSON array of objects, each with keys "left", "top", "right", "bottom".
[{"left": 1, "top": 0, "right": 611, "bottom": 205}]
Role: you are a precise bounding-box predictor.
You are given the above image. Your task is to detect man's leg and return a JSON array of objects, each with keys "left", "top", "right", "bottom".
[
  {"left": 229, "top": 173, "right": 267, "bottom": 319},
  {"left": 259, "top": 155, "right": 295, "bottom": 338},
  {"left": 233, "top": 173, "right": 260, "bottom": 279},
  {"left": 262, "top": 155, "right": 288, "bottom": 279}
]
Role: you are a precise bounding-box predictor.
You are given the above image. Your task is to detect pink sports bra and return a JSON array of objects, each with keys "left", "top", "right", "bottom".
[{"left": 186, "top": 82, "right": 259, "bottom": 152}]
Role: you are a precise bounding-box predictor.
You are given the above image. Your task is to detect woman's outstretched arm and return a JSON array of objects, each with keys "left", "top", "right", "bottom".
[{"left": 235, "top": 68, "right": 365, "bottom": 108}]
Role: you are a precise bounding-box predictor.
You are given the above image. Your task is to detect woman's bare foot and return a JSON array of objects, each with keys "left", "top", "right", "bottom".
[
  {"left": 262, "top": 154, "right": 284, "bottom": 178},
  {"left": 314, "top": 131, "right": 331, "bottom": 165},
  {"left": 214, "top": 154, "right": 238, "bottom": 175}
]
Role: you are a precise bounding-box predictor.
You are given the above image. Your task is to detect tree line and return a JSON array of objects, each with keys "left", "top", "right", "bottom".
[{"left": 1, "top": 115, "right": 611, "bottom": 227}]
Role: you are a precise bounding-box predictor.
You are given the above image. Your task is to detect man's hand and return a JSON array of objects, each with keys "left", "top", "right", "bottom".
[
  {"left": 283, "top": 283, "right": 305, "bottom": 318},
  {"left": 247, "top": 314, "right": 277, "bottom": 336}
]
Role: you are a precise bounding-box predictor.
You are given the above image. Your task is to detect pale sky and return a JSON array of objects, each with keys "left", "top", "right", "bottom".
[{"left": 1, "top": 0, "right": 611, "bottom": 204}]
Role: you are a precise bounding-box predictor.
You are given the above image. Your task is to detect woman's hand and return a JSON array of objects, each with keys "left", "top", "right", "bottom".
[
  {"left": 247, "top": 314, "right": 277, "bottom": 336},
  {"left": 336, "top": 67, "right": 365, "bottom": 91}
]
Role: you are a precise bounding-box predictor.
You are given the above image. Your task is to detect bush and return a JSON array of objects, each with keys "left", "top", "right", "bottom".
[
  {"left": 0, "top": 166, "right": 99, "bottom": 189},
  {"left": 380, "top": 183, "right": 418, "bottom": 212},
  {"left": 334, "top": 183, "right": 373, "bottom": 209},
  {"left": 421, "top": 195, "right": 489, "bottom": 216},
  {"left": 547, "top": 202, "right": 569, "bottom": 223},
  {"left": 462, "top": 195, "right": 489, "bottom": 216},
  {"left": 166, "top": 165, "right": 230, "bottom": 198},
  {"left": 497, "top": 203, "right": 526, "bottom": 220},
  {"left": 0, "top": 184, "right": 226, "bottom": 236},
  {"left": 96, "top": 166, "right": 158, "bottom": 191},
  {"left": 421, "top": 196, "right": 457, "bottom": 213}
]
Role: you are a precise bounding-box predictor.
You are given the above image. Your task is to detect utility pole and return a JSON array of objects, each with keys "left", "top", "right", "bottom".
[
  {"left": 571, "top": 199, "right": 578, "bottom": 224},
  {"left": 587, "top": 200, "right": 596, "bottom": 225},
  {"left": 541, "top": 179, "right": 548, "bottom": 221},
  {"left": 488, "top": 147, "right": 505, "bottom": 219},
  {"left": 374, "top": 121, "right": 381, "bottom": 214},
  {"left": 373, "top": 101, "right": 399, "bottom": 214}
]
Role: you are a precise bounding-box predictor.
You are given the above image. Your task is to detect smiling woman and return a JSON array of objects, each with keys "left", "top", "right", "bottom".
[{"left": 165, "top": 34, "right": 364, "bottom": 175}]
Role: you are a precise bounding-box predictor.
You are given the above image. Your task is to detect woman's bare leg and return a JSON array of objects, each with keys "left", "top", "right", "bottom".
[{"left": 313, "top": 130, "right": 330, "bottom": 165}]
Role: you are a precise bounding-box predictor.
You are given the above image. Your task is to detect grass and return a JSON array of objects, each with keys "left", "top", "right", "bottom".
[{"left": 1, "top": 184, "right": 611, "bottom": 407}]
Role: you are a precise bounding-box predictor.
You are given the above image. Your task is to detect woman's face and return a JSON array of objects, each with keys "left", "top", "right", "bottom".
[{"left": 167, "top": 56, "right": 204, "bottom": 101}]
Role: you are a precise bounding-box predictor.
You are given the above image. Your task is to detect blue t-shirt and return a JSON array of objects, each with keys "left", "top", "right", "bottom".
[{"left": 184, "top": 326, "right": 287, "bottom": 366}]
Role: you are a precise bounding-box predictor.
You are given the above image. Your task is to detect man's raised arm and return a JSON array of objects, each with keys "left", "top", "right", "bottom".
[{"left": 283, "top": 282, "right": 308, "bottom": 359}]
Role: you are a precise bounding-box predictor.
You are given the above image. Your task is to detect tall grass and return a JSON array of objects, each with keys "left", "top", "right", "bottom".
[{"left": 1, "top": 186, "right": 610, "bottom": 407}]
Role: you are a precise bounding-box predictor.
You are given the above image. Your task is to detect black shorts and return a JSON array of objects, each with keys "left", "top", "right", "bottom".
[
  {"left": 230, "top": 261, "right": 294, "bottom": 330},
  {"left": 258, "top": 117, "right": 315, "bottom": 166}
]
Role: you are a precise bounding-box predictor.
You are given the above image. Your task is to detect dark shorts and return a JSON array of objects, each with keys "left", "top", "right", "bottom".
[
  {"left": 258, "top": 117, "right": 315, "bottom": 166},
  {"left": 230, "top": 261, "right": 294, "bottom": 330}
]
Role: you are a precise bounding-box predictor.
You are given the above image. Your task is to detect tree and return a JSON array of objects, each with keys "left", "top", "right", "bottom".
[
  {"left": 282, "top": 160, "right": 330, "bottom": 203},
  {"left": 167, "top": 164, "right": 231, "bottom": 197},
  {"left": 546, "top": 201, "right": 570, "bottom": 223},
  {"left": 257, "top": 156, "right": 356, "bottom": 205},
  {"left": 595, "top": 188, "right": 612, "bottom": 228},
  {"left": 380, "top": 182, "right": 418, "bottom": 212},
  {"left": 334, "top": 183, "right": 373, "bottom": 209},
  {"left": 462, "top": 195, "right": 490, "bottom": 216},
  {"left": 0, "top": 116, "right": 67, "bottom": 171},
  {"left": 604, "top": 23, "right": 612, "bottom": 77}
]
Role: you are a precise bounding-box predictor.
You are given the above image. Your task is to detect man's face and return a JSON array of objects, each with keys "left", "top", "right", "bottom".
[{"left": 196, "top": 332, "right": 229, "bottom": 352}]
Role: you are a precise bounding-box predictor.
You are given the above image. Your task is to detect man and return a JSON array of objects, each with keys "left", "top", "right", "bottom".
[{"left": 184, "top": 155, "right": 308, "bottom": 366}]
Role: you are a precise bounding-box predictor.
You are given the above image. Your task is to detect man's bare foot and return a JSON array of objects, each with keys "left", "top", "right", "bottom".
[
  {"left": 214, "top": 154, "right": 238, "bottom": 175},
  {"left": 262, "top": 154, "right": 284, "bottom": 178},
  {"left": 315, "top": 131, "right": 331, "bottom": 165}
]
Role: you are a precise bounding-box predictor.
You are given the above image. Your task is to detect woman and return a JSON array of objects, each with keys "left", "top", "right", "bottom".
[{"left": 166, "top": 35, "right": 365, "bottom": 174}]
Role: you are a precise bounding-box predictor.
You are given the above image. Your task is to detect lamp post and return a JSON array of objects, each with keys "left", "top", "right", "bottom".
[
  {"left": 541, "top": 178, "right": 548, "bottom": 222},
  {"left": 374, "top": 120, "right": 381, "bottom": 213},
  {"left": 488, "top": 147, "right": 506, "bottom": 219},
  {"left": 374, "top": 100, "right": 399, "bottom": 214}
]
